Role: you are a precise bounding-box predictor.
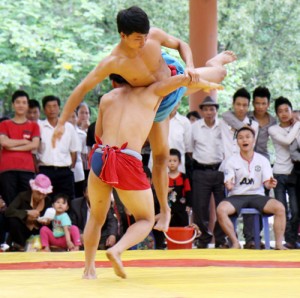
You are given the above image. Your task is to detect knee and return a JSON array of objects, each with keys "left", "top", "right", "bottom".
[
  {"left": 152, "top": 152, "right": 168, "bottom": 167},
  {"left": 273, "top": 202, "right": 286, "bottom": 216},
  {"left": 216, "top": 204, "right": 226, "bottom": 219},
  {"left": 40, "top": 226, "right": 49, "bottom": 234}
]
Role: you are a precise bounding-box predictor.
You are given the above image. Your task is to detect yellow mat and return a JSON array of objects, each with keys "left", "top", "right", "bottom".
[{"left": 0, "top": 249, "right": 299, "bottom": 298}]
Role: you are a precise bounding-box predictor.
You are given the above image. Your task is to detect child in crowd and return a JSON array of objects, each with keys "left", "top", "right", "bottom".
[
  {"left": 168, "top": 149, "right": 192, "bottom": 227},
  {"left": 40, "top": 194, "right": 81, "bottom": 251}
]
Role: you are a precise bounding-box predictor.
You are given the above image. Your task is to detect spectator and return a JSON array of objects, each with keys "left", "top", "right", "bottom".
[
  {"left": 77, "top": 102, "right": 90, "bottom": 133},
  {"left": 190, "top": 96, "right": 227, "bottom": 248},
  {"left": 219, "top": 88, "right": 259, "bottom": 248},
  {"left": 268, "top": 96, "right": 300, "bottom": 249},
  {"left": 70, "top": 182, "right": 118, "bottom": 250},
  {"left": 0, "top": 90, "right": 40, "bottom": 205},
  {"left": 27, "top": 99, "right": 42, "bottom": 123},
  {"left": 38, "top": 95, "right": 81, "bottom": 200},
  {"left": 186, "top": 110, "right": 201, "bottom": 124},
  {"left": 5, "top": 174, "right": 53, "bottom": 251},
  {"left": 86, "top": 95, "right": 102, "bottom": 178},
  {"left": 40, "top": 194, "right": 81, "bottom": 252},
  {"left": 217, "top": 127, "right": 286, "bottom": 250},
  {"left": 68, "top": 110, "right": 87, "bottom": 198},
  {"left": 86, "top": 96, "right": 102, "bottom": 151},
  {"left": 168, "top": 103, "right": 192, "bottom": 173},
  {"left": 222, "top": 86, "right": 276, "bottom": 160},
  {"left": 220, "top": 87, "right": 259, "bottom": 160},
  {"left": 0, "top": 196, "right": 6, "bottom": 245},
  {"left": 168, "top": 148, "right": 192, "bottom": 227}
]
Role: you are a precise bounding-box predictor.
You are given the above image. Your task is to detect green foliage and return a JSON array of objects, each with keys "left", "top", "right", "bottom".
[
  {"left": 0, "top": 0, "right": 299, "bottom": 121},
  {"left": 218, "top": 0, "right": 300, "bottom": 116}
]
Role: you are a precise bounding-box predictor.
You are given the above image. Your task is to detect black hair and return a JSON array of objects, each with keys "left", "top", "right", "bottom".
[
  {"left": 170, "top": 148, "right": 181, "bottom": 162},
  {"left": 42, "top": 95, "right": 61, "bottom": 109},
  {"left": 253, "top": 86, "right": 271, "bottom": 102},
  {"left": 236, "top": 126, "right": 255, "bottom": 138},
  {"left": 53, "top": 193, "right": 70, "bottom": 205},
  {"left": 97, "top": 95, "right": 103, "bottom": 105},
  {"left": 274, "top": 96, "right": 293, "bottom": 114},
  {"left": 109, "top": 73, "right": 129, "bottom": 85},
  {"left": 117, "top": 6, "right": 150, "bottom": 35},
  {"left": 28, "top": 99, "right": 41, "bottom": 110},
  {"left": 12, "top": 90, "right": 29, "bottom": 103},
  {"left": 233, "top": 88, "right": 250, "bottom": 103},
  {"left": 186, "top": 111, "right": 201, "bottom": 120}
]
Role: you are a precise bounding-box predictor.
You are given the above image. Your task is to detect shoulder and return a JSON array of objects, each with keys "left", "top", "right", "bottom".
[
  {"left": 268, "top": 123, "right": 279, "bottom": 133},
  {"left": 254, "top": 152, "right": 270, "bottom": 164},
  {"left": 148, "top": 27, "right": 167, "bottom": 42},
  {"left": 175, "top": 113, "right": 190, "bottom": 125}
]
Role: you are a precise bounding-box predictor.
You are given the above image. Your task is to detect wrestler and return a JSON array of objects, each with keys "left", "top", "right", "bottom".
[
  {"left": 52, "top": 6, "right": 237, "bottom": 232},
  {"left": 83, "top": 74, "right": 222, "bottom": 279}
]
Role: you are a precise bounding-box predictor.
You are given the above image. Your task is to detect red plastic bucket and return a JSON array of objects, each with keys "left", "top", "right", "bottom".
[{"left": 164, "top": 227, "right": 197, "bottom": 249}]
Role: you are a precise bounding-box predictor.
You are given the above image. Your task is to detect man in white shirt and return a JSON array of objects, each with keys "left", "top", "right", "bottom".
[
  {"left": 217, "top": 127, "right": 286, "bottom": 250},
  {"left": 168, "top": 102, "right": 192, "bottom": 173},
  {"left": 38, "top": 95, "right": 81, "bottom": 200},
  {"left": 268, "top": 96, "right": 300, "bottom": 249},
  {"left": 190, "top": 96, "right": 227, "bottom": 248},
  {"left": 219, "top": 87, "right": 259, "bottom": 248}
]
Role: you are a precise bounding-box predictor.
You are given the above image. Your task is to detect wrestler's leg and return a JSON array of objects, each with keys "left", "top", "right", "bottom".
[
  {"left": 185, "top": 51, "right": 237, "bottom": 95},
  {"left": 148, "top": 118, "right": 171, "bottom": 232},
  {"left": 83, "top": 170, "right": 112, "bottom": 279},
  {"left": 106, "top": 188, "right": 155, "bottom": 278}
]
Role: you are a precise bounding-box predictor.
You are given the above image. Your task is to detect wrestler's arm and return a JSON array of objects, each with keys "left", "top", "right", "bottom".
[
  {"left": 151, "top": 74, "right": 190, "bottom": 98},
  {"left": 150, "top": 27, "right": 198, "bottom": 82},
  {"left": 52, "top": 57, "right": 113, "bottom": 147},
  {"left": 59, "top": 57, "right": 113, "bottom": 125}
]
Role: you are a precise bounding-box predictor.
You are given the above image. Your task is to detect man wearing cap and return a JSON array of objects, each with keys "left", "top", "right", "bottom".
[
  {"left": 5, "top": 174, "right": 53, "bottom": 251},
  {"left": 189, "top": 96, "right": 227, "bottom": 248}
]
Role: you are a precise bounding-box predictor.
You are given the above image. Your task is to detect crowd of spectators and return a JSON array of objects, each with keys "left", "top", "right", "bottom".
[{"left": 0, "top": 86, "right": 299, "bottom": 251}]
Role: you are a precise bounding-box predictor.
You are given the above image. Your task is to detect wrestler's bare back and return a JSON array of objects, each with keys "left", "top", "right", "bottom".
[{"left": 95, "top": 84, "right": 161, "bottom": 153}]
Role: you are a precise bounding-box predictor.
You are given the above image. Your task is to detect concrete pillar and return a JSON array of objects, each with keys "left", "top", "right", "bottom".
[{"left": 189, "top": 0, "right": 218, "bottom": 114}]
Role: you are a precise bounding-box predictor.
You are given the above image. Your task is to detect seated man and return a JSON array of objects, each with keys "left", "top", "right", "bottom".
[
  {"left": 217, "top": 127, "right": 286, "bottom": 250},
  {"left": 70, "top": 182, "right": 118, "bottom": 250},
  {"left": 54, "top": 72, "right": 221, "bottom": 279}
]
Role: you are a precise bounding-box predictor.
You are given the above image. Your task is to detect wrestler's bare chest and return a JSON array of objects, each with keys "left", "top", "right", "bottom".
[{"left": 114, "top": 45, "right": 170, "bottom": 86}]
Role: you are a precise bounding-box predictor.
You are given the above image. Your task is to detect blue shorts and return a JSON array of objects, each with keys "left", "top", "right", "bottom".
[{"left": 154, "top": 53, "right": 187, "bottom": 122}]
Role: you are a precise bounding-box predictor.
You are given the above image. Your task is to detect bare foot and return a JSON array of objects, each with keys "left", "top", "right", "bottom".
[
  {"left": 70, "top": 246, "right": 80, "bottom": 252},
  {"left": 207, "top": 51, "right": 237, "bottom": 66},
  {"left": 40, "top": 246, "right": 51, "bottom": 252},
  {"left": 106, "top": 249, "right": 126, "bottom": 279},
  {"left": 153, "top": 211, "right": 171, "bottom": 232},
  {"left": 231, "top": 241, "right": 241, "bottom": 249},
  {"left": 275, "top": 244, "right": 288, "bottom": 250},
  {"left": 82, "top": 267, "right": 97, "bottom": 279}
]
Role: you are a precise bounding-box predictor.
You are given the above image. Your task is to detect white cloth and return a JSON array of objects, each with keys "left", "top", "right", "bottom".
[
  {"left": 190, "top": 118, "right": 223, "bottom": 164},
  {"left": 168, "top": 113, "right": 192, "bottom": 173},
  {"left": 38, "top": 119, "right": 81, "bottom": 167},
  {"left": 224, "top": 152, "right": 272, "bottom": 196},
  {"left": 220, "top": 116, "right": 259, "bottom": 160},
  {"left": 268, "top": 122, "right": 300, "bottom": 174},
  {"left": 73, "top": 126, "right": 88, "bottom": 182}
]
